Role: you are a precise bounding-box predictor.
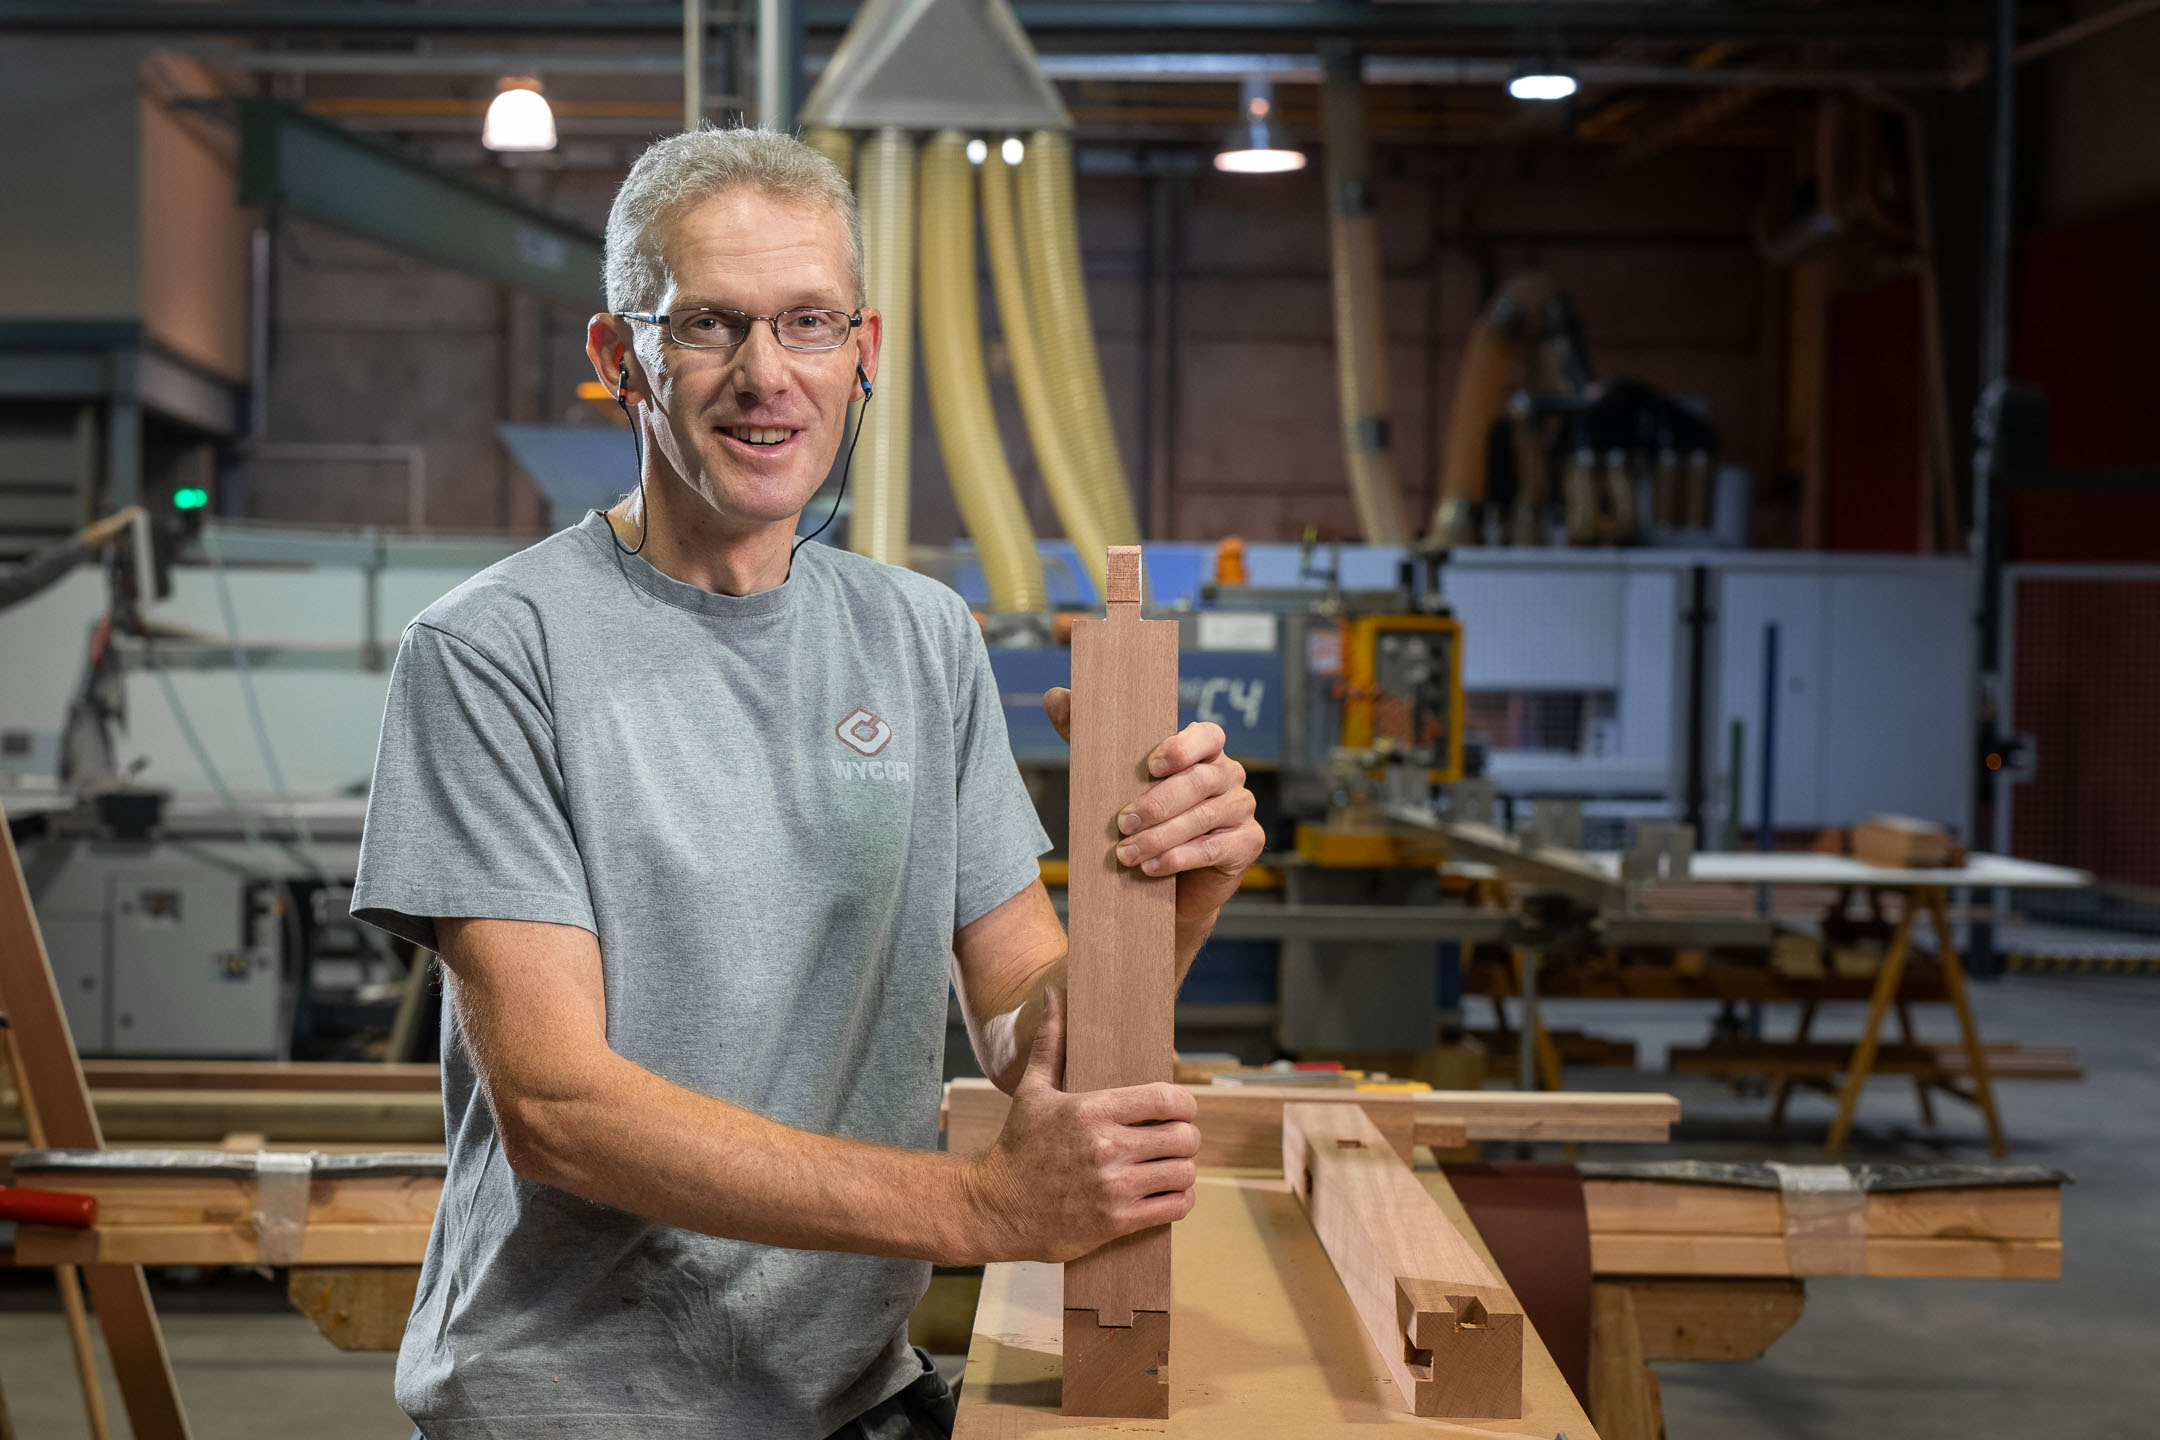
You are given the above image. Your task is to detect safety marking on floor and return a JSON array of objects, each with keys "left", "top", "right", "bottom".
[{"left": 2004, "top": 952, "right": 2160, "bottom": 975}]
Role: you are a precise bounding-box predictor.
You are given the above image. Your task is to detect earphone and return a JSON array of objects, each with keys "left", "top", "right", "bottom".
[
  {"left": 604, "top": 353, "right": 874, "bottom": 566},
  {"left": 609, "top": 359, "right": 651, "bottom": 557}
]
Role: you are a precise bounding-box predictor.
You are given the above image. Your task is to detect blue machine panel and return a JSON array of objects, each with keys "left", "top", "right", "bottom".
[{"left": 989, "top": 646, "right": 1283, "bottom": 765}]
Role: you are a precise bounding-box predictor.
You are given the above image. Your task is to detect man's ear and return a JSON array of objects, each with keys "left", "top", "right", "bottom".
[{"left": 585, "top": 313, "right": 642, "bottom": 400}]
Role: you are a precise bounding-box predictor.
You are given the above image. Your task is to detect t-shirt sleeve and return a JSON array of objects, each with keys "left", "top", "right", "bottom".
[
  {"left": 950, "top": 612, "right": 1053, "bottom": 931},
  {"left": 350, "top": 621, "right": 594, "bottom": 950}
]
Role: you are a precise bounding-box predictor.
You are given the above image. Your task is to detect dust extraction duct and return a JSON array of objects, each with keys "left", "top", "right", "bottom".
[{"left": 802, "top": 0, "right": 1143, "bottom": 608}]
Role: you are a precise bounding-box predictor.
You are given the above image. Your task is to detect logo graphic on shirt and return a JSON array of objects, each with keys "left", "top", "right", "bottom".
[{"left": 834, "top": 708, "right": 893, "bottom": 757}]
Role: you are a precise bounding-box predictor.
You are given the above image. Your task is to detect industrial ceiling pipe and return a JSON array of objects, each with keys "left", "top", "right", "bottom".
[
  {"left": 1017, "top": 128, "right": 1145, "bottom": 552},
  {"left": 918, "top": 131, "right": 1049, "bottom": 612},
  {"left": 848, "top": 126, "right": 916, "bottom": 570},
  {"left": 1320, "top": 43, "right": 1410, "bottom": 546},
  {"left": 1427, "top": 272, "right": 1568, "bottom": 546},
  {"left": 981, "top": 141, "right": 1113, "bottom": 601}
]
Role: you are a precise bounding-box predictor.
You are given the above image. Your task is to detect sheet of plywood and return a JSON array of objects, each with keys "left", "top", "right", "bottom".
[
  {"left": 952, "top": 1173, "right": 1597, "bottom": 1438},
  {"left": 1062, "top": 547, "right": 1180, "bottom": 1418},
  {"left": 1284, "top": 1103, "right": 1523, "bottom": 1420}
]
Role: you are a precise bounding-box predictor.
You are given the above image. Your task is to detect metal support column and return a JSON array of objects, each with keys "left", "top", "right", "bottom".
[{"left": 684, "top": 0, "right": 704, "bottom": 132}]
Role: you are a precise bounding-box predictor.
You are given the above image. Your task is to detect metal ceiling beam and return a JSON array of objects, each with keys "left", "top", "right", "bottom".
[
  {"left": 3, "top": 2, "right": 2050, "bottom": 40},
  {"left": 238, "top": 101, "right": 604, "bottom": 311}
]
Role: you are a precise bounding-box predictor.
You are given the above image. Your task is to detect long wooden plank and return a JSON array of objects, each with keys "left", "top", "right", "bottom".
[
  {"left": 2, "top": 1088, "right": 446, "bottom": 1143},
  {"left": 18, "top": 1222, "right": 429, "bottom": 1267},
  {"left": 1580, "top": 1178, "right": 2060, "bottom": 1242},
  {"left": 1284, "top": 1102, "right": 1523, "bottom": 1419},
  {"left": 0, "top": 817, "right": 192, "bottom": 1439},
  {"left": 79, "top": 1061, "right": 441, "bottom": 1093},
  {"left": 1588, "top": 1232, "right": 2061, "bottom": 1279},
  {"left": 943, "top": 1078, "right": 1677, "bottom": 1158},
  {"left": 1061, "top": 546, "right": 1179, "bottom": 1419},
  {"left": 951, "top": 1172, "right": 1596, "bottom": 1438}
]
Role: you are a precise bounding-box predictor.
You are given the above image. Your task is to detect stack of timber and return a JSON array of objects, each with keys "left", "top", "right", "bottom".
[{"left": 1575, "top": 1160, "right": 2063, "bottom": 1280}]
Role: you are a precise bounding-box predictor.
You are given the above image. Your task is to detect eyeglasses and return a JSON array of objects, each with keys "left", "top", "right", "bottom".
[{"left": 616, "top": 307, "right": 862, "bottom": 352}]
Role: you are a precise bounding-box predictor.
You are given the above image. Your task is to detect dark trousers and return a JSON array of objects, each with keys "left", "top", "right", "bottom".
[{"left": 407, "top": 1348, "right": 956, "bottom": 1440}]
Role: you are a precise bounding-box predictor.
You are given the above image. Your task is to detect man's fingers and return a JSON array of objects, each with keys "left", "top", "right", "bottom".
[
  {"left": 1088, "top": 1080, "right": 1198, "bottom": 1127},
  {"left": 1041, "top": 687, "right": 1073, "bottom": 745},
  {"left": 1122, "top": 1157, "right": 1197, "bottom": 1199},
  {"left": 1122, "top": 1187, "right": 1198, "bottom": 1230},
  {"left": 1119, "top": 1119, "right": 1201, "bottom": 1162},
  {"left": 1141, "top": 820, "right": 1266, "bottom": 881},
  {"left": 1018, "top": 986, "right": 1066, "bottom": 1094},
  {"left": 1117, "top": 754, "right": 1245, "bottom": 837},
  {"left": 1118, "top": 791, "right": 1257, "bottom": 871},
  {"left": 1143, "top": 721, "right": 1227, "bottom": 779}
]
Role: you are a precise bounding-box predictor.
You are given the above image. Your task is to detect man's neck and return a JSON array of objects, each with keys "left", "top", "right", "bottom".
[{"left": 605, "top": 469, "right": 798, "bottom": 598}]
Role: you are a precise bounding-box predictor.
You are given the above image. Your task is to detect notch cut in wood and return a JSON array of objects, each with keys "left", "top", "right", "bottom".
[
  {"left": 1285, "top": 1101, "right": 1525, "bottom": 1419},
  {"left": 1061, "top": 544, "right": 1179, "bottom": 1419}
]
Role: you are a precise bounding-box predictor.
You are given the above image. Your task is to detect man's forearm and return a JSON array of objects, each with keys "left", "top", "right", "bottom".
[{"left": 498, "top": 1050, "right": 996, "bottom": 1265}]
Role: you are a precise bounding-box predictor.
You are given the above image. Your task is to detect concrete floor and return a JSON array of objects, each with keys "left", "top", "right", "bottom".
[{"left": 2, "top": 972, "right": 2154, "bottom": 1437}]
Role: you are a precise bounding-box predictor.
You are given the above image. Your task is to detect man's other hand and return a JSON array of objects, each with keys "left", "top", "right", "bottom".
[
  {"left": 965, "top": 989, "right": 1199, "bottom": 1263},
  {"left": 1042, "top": 687, "right": 1265, "bottom": 926}
]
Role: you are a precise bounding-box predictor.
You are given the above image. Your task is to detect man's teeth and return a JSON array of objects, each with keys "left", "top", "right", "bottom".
[{"left": 725, "top": 426, "right": 793, "bottom": 446}]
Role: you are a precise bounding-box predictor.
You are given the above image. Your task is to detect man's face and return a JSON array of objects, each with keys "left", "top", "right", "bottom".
[{"left": 620, "top": 188, "right": 876, "bottom": 534}]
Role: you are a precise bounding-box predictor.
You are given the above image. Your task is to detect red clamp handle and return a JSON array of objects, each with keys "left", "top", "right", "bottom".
[{"left": 0, "top": 1186, "right": 98, "bottom": 1229}]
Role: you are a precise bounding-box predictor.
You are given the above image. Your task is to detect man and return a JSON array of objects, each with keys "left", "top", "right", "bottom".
[{"left": 351, "top": 127, "right": 1263, "bottom": 1439}]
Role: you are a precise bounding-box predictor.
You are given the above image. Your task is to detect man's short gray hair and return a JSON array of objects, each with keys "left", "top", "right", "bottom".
[{"left": 603, "top": 126, "right": 863, "bottom": 316}]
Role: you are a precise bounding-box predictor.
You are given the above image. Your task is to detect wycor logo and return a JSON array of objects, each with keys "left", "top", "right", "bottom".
[{"left": 835, "top": 708, "right": 892, "bottom": 756}]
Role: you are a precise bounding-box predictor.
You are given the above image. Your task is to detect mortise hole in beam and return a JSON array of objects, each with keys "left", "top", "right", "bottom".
[
  {"left": 1335, "top": 1138, "right": 1364, "bottom": 1149},
  {"left": 1403, "top": 1339, "right": 1434, "bottom": 1375},
  {"left": 1455, "top": 1296, "right": 1489, "bottom": 1330}
]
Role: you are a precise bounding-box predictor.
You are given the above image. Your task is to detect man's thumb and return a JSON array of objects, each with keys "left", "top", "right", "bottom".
[{"left": 1021, "top": 987, "right": 1066, "bottom": 1092}]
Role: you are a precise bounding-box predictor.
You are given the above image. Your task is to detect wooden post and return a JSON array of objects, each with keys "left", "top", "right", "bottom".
[
  {"left": 0, "top": 816, "right": 193, "bottom": 1439},
  {"left": 1284, "top": 1101, "right": 1525, "bottom": 1419},
  {"left": 1061, "top": 546, "right": 1179, "bottom": 1418}
]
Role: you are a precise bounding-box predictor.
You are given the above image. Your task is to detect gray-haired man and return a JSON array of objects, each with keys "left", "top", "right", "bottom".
[{"left": 352, "top": 128, "right": 1263, "bottom": 1438}]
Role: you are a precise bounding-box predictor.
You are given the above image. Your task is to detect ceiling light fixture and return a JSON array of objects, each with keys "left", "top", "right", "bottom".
[
  {"left": 1001, "top": 136, "right": 1025, "bottom": 165},
  {"left": 1214, "top": 76, "right": 1305, "bottom": 174},
  {"left": 1508, "top": 66, "right": 1578, "bottom": 102},
  {"left": 483, "top": 77, "right": 557, "bottom": 151}
]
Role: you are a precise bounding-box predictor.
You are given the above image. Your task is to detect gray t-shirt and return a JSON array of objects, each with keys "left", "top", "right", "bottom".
[{"left": 351, "top": 512, "right": 1049, "bottom": 1438}]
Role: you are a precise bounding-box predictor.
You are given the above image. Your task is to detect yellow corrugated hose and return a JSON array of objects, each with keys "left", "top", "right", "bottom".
[
  {"left": 849, "top": 128, "right": 915, "bottom": 568},
  {"left": 799, "top": 125, "right": 853, "bottom": 177},
  {"left": 917, "top": 132, "right": 1048, "bottom": 612},
  {"left": 979, "top": 150, "right": 1110, "bottom": 601},
  {"left": 1016, "top": 129, "right": 1144, "bottom": 548}
]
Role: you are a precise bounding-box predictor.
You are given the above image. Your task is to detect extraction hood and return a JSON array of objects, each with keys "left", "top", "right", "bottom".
[{"left": 799, "top": 0, "right": 1069, "bottom": 131}]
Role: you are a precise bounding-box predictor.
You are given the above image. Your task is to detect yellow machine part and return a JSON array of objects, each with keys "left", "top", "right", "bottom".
[
  {"left": 849, "top": 127, "right": 916, "bottom": 569},
  {"left": 980, "top": 150, "right": 1111, "bottom": 601},
  {"left": 917, "top": 132, "right": 1047, "bottom": 612},
  {"left": 1340, "top": 613, "right": 1466, "bottom": 783},
  {"left": 1292, "top": 822, "right": 1449, "bottom": 870},
  {"left": 1017, "top": 129, "right": 1145, "bottom": 552}
]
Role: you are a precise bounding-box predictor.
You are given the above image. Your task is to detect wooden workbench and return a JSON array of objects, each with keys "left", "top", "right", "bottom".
[{"left": 951, "top": 1169, "right": 1597, "bottom": 1438}]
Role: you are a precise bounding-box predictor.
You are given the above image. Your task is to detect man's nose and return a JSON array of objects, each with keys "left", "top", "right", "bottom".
[{"left": 728, "top": 323, "right": 793, "bottom": 401}]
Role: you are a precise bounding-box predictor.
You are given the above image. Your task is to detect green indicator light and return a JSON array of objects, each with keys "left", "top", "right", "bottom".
[{"left": 174, "top": 487, "right": 208, "bottom": 510}]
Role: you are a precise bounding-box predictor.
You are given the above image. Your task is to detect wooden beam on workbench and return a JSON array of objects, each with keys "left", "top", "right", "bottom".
[
  {"left": 1284, "top": 1102, "right": 1524, "bottom": 1419},
  {"left": 1061, "top": 546, "right": 1179, "bottom": 1419}
]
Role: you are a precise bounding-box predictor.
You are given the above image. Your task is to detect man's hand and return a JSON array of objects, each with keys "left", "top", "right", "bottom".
[
  {"left": 1043, "top": 687, "right": 1266, "bottom": 944},
  {"left": 966, "top": 989, "right": 1199, "bottom": 1262}
]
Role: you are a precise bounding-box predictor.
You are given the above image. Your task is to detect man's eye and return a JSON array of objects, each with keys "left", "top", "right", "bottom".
[{"left": 686, "top": 314, "right": 722, "bottom": 331}]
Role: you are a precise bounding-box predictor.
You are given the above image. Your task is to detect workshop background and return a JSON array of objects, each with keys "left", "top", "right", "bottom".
[{"left": 1, "top": 1, "right": 2156, "bottom": 1437}]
